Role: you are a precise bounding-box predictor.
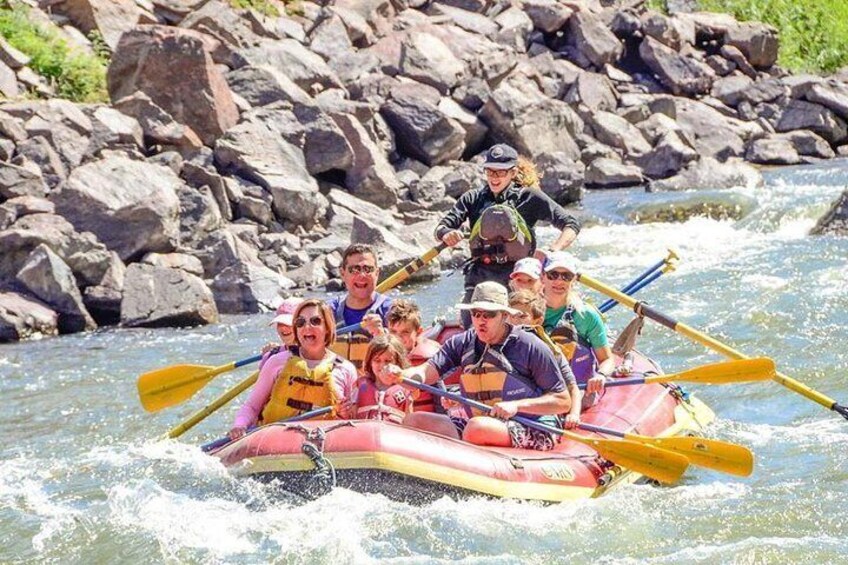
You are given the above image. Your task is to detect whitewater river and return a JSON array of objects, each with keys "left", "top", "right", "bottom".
[{"left": 2, "top": 161, "right": 847, "bottom": 563}]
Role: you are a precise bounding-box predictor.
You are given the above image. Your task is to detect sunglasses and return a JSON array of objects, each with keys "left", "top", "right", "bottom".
[
  {"left": 545, "top": 270, "right": 575, "bottom": 282},
  {"left": 485, "top": 168, "right": 514, "bottom": 179},
  {"left": 346, "top": 264, "right": 376, "bottom": 275},
  {"left": 295, "top": 315, "right": 324, "bottom": 328},
  {"left": 470, "top": 309, "right": 499, "bottom": 320}
]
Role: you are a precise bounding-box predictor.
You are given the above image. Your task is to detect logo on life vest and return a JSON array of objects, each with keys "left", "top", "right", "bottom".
[{"left": 540, "top": 464, "right": 576, "bottom": 482}]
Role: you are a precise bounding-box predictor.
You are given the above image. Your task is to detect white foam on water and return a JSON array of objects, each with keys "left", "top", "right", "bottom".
[{"left": 723, "top": 419, "right": 848, "bottom": 448}]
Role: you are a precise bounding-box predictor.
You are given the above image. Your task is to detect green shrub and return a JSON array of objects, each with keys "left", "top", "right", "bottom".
[
  {"left": 0, "top": 3, "right": 108, "bottom": 102},
  {"left": 698, "top": 0, "right": 848, "bottom": 73},
  {"left": 229, "top": 0, "right": 281, "bottom": 17}
]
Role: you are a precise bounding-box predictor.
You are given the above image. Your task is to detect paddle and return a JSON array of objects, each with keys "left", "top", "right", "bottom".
[
  {"left": 599, "top": 249, "right": 678, "bottom": 313},
  {"left": 200, "top": 406, "right": 334, "bottom": 452},
  {"left": 401, "top": 379, "right": 689, "bottom": 484},
  {"left": 139, "top": 323, "right": 361, "bottom": 414},
  {"left": 577, "top": 358, "right": 776, "bottom": 389},
  {"left": 163, "top": 242, "right": 452, "bottom": 439},
  {"left": 577, "top": 422, "right": 754, "bottom": 476},
  {"left": 576, "top": 272, "right": 848, "bottom": 422}
]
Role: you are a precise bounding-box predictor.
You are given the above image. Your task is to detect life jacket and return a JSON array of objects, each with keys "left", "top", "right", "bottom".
[
  {"left": 458, "top": 333, "right": 543, "bottom": 417},
  {"left": 408, "top": 338, "right": 442, "bottom": 412},
  {"left": 548, "top": 306, "right": 597, "bottom": 386},
  {"left": 329, "top": 293, "right": 389, "bottom": 372},
  {"left": 468, "top": 203, "right": 534, "bottom": 265},
  {"left": 355, "top": 378, "right": 414, "bottom": 424},
  {"left": 258, "top": 350, "right": 341, "bottom": 424}
]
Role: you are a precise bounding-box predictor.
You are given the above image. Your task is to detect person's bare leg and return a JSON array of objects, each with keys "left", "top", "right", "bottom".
[
  {"left": 462, "top": 416, "right": 512, "bottom": 447},
  {"left": 402, "top": 412, "right": 460, "bottom": 439}
]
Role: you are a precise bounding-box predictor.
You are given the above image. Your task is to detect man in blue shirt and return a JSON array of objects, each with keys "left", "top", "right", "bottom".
[{"left": 385, "top": 281, "right": 572, "bottom": 450}]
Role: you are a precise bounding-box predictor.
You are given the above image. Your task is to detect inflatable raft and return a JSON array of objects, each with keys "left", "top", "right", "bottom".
[{"left": 209, "top": 325, "right": 716, "bottom": 503}]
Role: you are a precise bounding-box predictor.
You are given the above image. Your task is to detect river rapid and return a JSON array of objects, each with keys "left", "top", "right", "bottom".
[{"left": 2, "top": 161, "right": 848, "bottom": 564}]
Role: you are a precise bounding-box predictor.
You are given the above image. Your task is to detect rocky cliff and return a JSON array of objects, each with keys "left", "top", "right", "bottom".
[{"left": 1, "top": 0, "right": 847, "bottom": 342}]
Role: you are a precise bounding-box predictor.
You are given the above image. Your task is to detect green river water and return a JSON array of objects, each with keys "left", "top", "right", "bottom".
[{"left": 2, "top": 161, "right": 847, "bottom": 564}]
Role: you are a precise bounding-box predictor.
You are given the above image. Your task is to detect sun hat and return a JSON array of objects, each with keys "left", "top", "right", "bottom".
[
  {"left": 482, "top": 144, "right": 518, "bottom": 170},
  {"left": 510, "top": 257, "right": 543, "bottom": 280},
  {"left": 456, "top": 281, "right": 520, "bottom": 315},
  {"left": 268, "top": 297, "right": 303, "bottom": 326},
  {"left": 543, "top": 252, "right": 578, "bottom": 275}
]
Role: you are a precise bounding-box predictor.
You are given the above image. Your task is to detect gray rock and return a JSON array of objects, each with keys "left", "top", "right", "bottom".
[
  {"left": 705, "top": 54, "right": 736, "bottom": 77},
  {"left": 437, "top": 97, "right": 488, "bottom": 154},
  {"left": 48, "top": 0, "right": 143, "bottom": 50},
  {"left": 350, "top": 215, "right": 439, "bottom": 283},
  {"left": 51, "top": 156, "right": 181, "bottom": 261},
  {"left": 665, "top": 97, "right": 761, "bottom": 161},
  {"left": 0, "top": 161, "right": 49, "bottom": 199},
  {"left": 140, "top": 252, "right": 204, "bottom": 276},
  {"left": 113, "top": 92, "right": 204, "bottom": 150},
  {"left": 81, "top": 250, "right": 125, "bottom": 326},
  {"left": 226, "top": 65, "right": 312, "bottom": 107},
  {"left": 480, "top": 77, "right": 582, "bottom": 160},
  {"left": 0, "top": 37, "right": 30, "bottom": 69},
  {"left": 587, "top": 111, "right": 652, "bottom": 158},
  {"left": 536, "top": 152, "right": 584, "bottom": 205},
  {"left": 724, "top": 22, "right": 778, "bottom": 69},
  {"left": 195, "top": 228, "right": 261, "bottom": 277},
  {"left": 778, "top": 130, "right": 835, "bottom": 159},
  {"left": 650, "top": 157, "right": 764, "bottom": 191},
  {"left": 16, "top": 244, "right": 96, "bottom": 333},
  {"left": 564, "top": 72, "right": 617, "bottom": 113},
  {"left": 381, "top": 83, "right": 466, "bottom": 167},
  {"left": 85, "top": 106, "right": 145, "bottom": 156},
  {"left": 811, "top": 189, "right": 848, "bottom": 236},
  {"left": 121, "top": 262, "right": 218, "bottom": 327},
  {"left": 0, "top": 291, "right": 58, "bottom": 342},
  {"left": 214, "top": 115, "right": 328, "bottom": 229},
  {"left": 3, "top": 99, "right": 93, "bottom": 171},
  {"left": 0, "top": 213, "right": 113, "bottom": 287},
  {"left": 107, "top": 25, "right": 239, "bottom": 146},
  {"left": 716, "top": 76, "right": 786, "bottom": 107},
  {"left": 805, "top": 82, "right": 848, "bottom": 121},
  {"left": 427, "top": 4, "right": 499, "bottom": 36},
  {"left": 399, "top": 32, "right": 466, "bottom": 94},
  {"left": 15, "top": 137, "right": 68, "bottom": 189},
  {"left": 776, "top": 100, "right": 848, "bottom": 145},
  {"left": 719, "top": 44, "right": 757, "bottom": 78},
  {"left": 567, "top": 12, "right": 622, "bottom": 69},
  {"left": 522, "top": 0, "right": 572, "bottom": 33},
  {"left": 0, "top": 196, "right": 54, "bottom": 230},
  {"left": 309, "top": 13, "right": 354, "bottom": 60},
  {"left": 639, "top": 36, "right": 714, "bottom": 97},
  {"left": 285, "top": 257, "right": 330, "bottom": 289},
  {"left": 211, "top": 261, "right": 295, "bottom": 314},
  {"left": 0, "top": 60, "right": 18, "bottom": 98},
  {"left": 710, "top": 74, "right": 754, "bottom": 104},
  {"left": 635, "top": 131, "right": 699, "bottom": 179},
  {"left": 329, "top": 112, "right": 401, "bottom": 207},
  {"left": 745, "top": 136, "right": 801, "bottom": 165},
  {"left": 637, "top": 112, "right": 684, "bottom": 144},
  {"left": 493, "top": 7, "right": 533, "bottom": 53},
  {"left": 585, "top": 157, "right": 643, "bottom": 188},
  {"left": 240, "top": 38, "right": 343, "bottom": 93},
  {"left": 641, "top": 11, "right": 690, "bottom": 50}
]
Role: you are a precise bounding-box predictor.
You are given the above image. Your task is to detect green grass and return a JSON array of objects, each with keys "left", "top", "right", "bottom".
[
  {"left": 230, "top": 0, "right": 281, "bottom": 17},
  {"left": 0, "top": 3, "right": 108, "bottom": 102},
  {"left": 648, "top": 0, "right": 848, "bottom": 73}
]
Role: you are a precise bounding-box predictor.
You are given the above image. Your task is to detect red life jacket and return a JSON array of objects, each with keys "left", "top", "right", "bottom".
[
  {"left": 355, "top": 378, "right": 414, "bottom": 424},
  {"left": 408, "top": 338, "right": 441, "bottom": 412}
]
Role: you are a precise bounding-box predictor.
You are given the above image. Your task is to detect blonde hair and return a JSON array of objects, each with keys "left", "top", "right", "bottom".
[
  {"left": 292, "top": 299, "right": 337, "bottom": 347},
  {"left": 515, "top": 156, "right": 541, "bottom": 188},
  {"left": 362, "top": 334, "right": 409, "bottom": 382},
  {"left": 508, "top": 289, "right": 546, "bottom": 321}
]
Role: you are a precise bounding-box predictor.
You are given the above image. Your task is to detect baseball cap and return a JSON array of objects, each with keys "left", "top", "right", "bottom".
[
  {"left": 268, "top": 297, "right": 303, "bottom": 326},
  {"left": 510, "top": 257, "right": 543, "bottom": 280},
  {"left": 543, "top": 252, "right": 578, "bottom": 274},
  {"left": 483, "top": 144, "right": 518, "bottom": 170}
]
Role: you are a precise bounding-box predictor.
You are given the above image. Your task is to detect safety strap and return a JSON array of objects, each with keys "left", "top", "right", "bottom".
[{"left": 612, "top": 315, "right": 645, "bottom": 356}]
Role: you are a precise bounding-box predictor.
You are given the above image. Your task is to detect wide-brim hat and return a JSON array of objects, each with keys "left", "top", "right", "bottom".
[
  {"left": 482, "top": 143, "right": 518, "bottom": 170},
  {"left": 456, "top": 281, "right": 520, "bottom": 316}
]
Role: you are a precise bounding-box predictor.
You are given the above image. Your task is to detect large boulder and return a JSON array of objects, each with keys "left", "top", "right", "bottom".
[
  {"left": 585, "top": 157, "right": 643, "bottom": 189},
  {"left": 567, "top": 12, "right": 622, "bottom": 68},
  {"left": 380, "top": 83, "right": 466, "bottom": 166},
  {"left": 113, "top": 92, "right": 204, "bottom": 151},
  {"left": 745, "top": 136, "right": 801, "bottom": 165},
  {"left": 661, "top": 97, "right": 761, "bottom": 161},
  {"left": 564, "top": 72, "right": 617, "bottom": 113},
  {"left": 778, "top": 130, "right": 835, "bottom": 159},
  {"left": 211, "top": 261, "right": 295, "bottom": 314},
  {"left": 636, "top": 131, "right": 699, "bottom": 179},
  {"left": 214, "top": 113, "right": 329, "bottom": 229},
  {"left": 107, "top": 25, "right": 239, "bottom": 145},
  {"left": 639, "top": 36, "right": 715, "bottom": 97},
  {"left": 240, "top": 38, "right": 344, "bottom": 93},
  {"left": 50, "top": 156, "right": 181, "bottom": 262},
  {"left": 724, "top": 22, "right": 778, "bottom": 69},
  {"left": 811, "top": 189, "right": 848, "bottom": 236},
  {"left": 804, "top": 82, "right": 848, "bottom": 121},
  {"left": 650, "top": 157, "right": 764, "bottom": 191},
  {"left": 522, "top": 0, "right": 572, "bottom": 33},
  {"left": 0, "top": 291, "right": 58, "bottom": 342},
  {"left": 46, "top": 0, "right": 142, "bottom": 50},
  {"left": 480, "top": 77, "right": 582, "bottom": 161},
  {"left": 586, "top": 111, "right": 652, "bottom": 158},
  {"left": 0, "top": 213, "right": 113, "bottom": 287},
  {"left": 536, "top": 152, "right": 584, "bottom": 205},
  {"left": 0, "top": 162, "right": 48, "bottom": 199},
  {"left": 225, "top": 65, "right": 312, "bottom": 107},
  {"left": 16, "top": 244, "right": 96, "bottom": 333},
  {"left": 775, "top": 100, "right": 848, "bottom": 145},
  {"left": 120, "top": 262, "right": 218, "bottom": 327},
  {"left": 399, "top": 32, "right": 466, "bottom": 94}
]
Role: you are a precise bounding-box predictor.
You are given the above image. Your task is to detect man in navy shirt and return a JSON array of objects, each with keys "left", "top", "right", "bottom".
[
  {"left": 385, "top": 282, "right": 571, "bottom": 450},
  {"left": 327, "top": 243, "right": 393, "bottom": 332}
]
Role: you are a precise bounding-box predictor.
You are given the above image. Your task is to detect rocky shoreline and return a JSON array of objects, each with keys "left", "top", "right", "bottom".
[{"left": 1, "top": 0, "right": 847, "bottom": 343}]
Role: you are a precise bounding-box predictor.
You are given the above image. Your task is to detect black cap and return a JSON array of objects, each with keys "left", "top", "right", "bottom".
[{"left": 483, "top": 144, "right": 518, "bottom": 170}]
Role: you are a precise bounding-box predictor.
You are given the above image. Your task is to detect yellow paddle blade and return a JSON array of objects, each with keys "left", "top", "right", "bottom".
[
  {"left": 138, "top": 363, "right": 232, "bottom": 413},
  {"left": 648, "top": 358, "right": 776, "bottom": 385},
  {"left": 623, "top": 434, "right": 754, "bottom": 477},
  {"left": 566, "top": 433, "right": 690, "bottom": 484}
]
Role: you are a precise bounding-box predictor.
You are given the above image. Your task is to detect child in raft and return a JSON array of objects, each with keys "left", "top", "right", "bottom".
[
  {"left": 507, "top": 289, "right": 587, "bottom": 427},
  {"left": 354, "top": 334, "right": 417, "bottom": 424}
]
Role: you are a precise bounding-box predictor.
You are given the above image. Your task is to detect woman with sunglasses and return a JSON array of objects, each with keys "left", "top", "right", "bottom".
[
  {"left": 434, "top": 144, "right": 581, "bottom": 327},
  {"left": 228, "top": 299, "right": 359, "bottom": 440},
  {"left": 542, "top": 252, "right": 614, "bottom": 399}
]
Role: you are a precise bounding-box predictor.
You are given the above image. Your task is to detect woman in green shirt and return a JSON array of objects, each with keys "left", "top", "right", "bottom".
[{"left": 541, "top": 252, "right": 615, "bottom": 397}]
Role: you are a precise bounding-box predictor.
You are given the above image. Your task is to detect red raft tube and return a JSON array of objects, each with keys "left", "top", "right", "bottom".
[{"left": 209, "top": 325, "right": 715, "bottom": 503}]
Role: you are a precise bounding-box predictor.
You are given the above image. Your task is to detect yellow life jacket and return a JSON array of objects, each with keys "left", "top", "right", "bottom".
[
  {"left": 329, "top": 333, "right": 371, "bottom": 373},
  {"left": 259, "top": 351, "right": 340, "bottom": 424}
]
